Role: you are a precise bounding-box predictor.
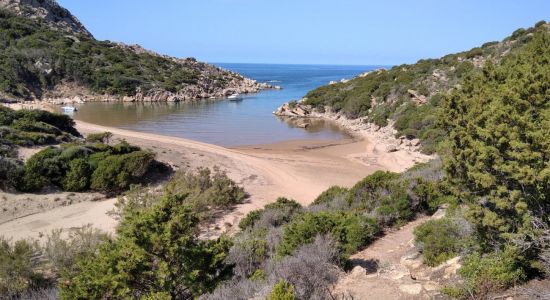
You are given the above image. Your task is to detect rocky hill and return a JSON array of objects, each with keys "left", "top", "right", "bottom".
[
  {"left": 0, "top": 0, "right": 274, "bottom": 103},
  {"left": 0, "top": 0, "right": 91, "bottom": 37},
  {"left": 275, "top": 21, "right": 549, "bottom": 154}
]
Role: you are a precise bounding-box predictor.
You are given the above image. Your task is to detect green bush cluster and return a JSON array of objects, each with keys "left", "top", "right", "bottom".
[
  {"left": 414, "top": 217, "right": 472, "bottom": 266},
  {"left": 0, "top": 107, "right": 77, "bottom": 150},
  {"left": 277, "top": 211, "right": 380, "bottom": 257},
  {"left": 17, "top": 140, "right": 156, "bottom": 194},
  {"left": 163, "top": 167, "right": 247, "bottom": 220},
  {"left": 238, "top": 197, "right": 302, "bottom": 230}
]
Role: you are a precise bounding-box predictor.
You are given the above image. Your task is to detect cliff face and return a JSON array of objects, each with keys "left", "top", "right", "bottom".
[
  {"left": 0, "top": 0, "right": 274, "bottom": 102},
  {"left": 0, "top": 0, "right": 91, "bottom": 37}
]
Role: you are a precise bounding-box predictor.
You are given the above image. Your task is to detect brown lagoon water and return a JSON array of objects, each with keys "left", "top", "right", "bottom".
[{"left": 70, "top": 63, "right": 381, "bottom": 146}]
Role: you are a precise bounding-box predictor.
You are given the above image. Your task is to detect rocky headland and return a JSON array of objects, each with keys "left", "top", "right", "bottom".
[
  {"left": 274, "top": 100, "right": 429, "bottom": 155},
  {"left": 0, "top": 0, "right": 280, "bottom": 105}
]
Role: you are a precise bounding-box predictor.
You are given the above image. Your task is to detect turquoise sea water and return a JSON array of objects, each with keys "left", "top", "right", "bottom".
[{"left": 72, "top": 63, "right": 382, "bottom": 146}]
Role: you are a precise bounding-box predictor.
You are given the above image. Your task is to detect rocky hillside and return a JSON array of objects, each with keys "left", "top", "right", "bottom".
[
  {"left": 0, "top": 0, "right": 274, "bottom": 103},
  {"left": 0, "top": 0, "right": 91, "bottom": 37},
  {"left": 275, "top": 21, "right": 549, "bottom": 154}
]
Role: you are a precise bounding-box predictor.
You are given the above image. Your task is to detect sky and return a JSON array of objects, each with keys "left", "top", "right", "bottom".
[{"left": 57, "top": 0, "right": 549, "bottom": 65}]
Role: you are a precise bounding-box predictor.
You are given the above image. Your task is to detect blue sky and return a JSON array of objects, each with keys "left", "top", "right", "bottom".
[{"left": 58, "top": 0, "right": 549, "bottom": 65}]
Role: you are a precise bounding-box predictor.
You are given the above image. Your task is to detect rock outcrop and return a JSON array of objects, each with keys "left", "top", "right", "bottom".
[
  {"left": 0, "top": 0, "right": 92, "bottom": 37},
  {"left": 273, "top": 100, "right": 426, "bottom": 154}
]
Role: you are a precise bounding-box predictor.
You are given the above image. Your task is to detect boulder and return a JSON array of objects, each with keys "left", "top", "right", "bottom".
[{"left": 386, "top": 143, "right": 399, "bottom": 153}]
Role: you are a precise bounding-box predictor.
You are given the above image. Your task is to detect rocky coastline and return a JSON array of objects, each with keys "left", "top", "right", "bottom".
[
  {"left": 273, "top": 100, "right": 426, "bottom": 154},
  {"left": 36, "top": 77, "right": 279, "bottom": 105}
]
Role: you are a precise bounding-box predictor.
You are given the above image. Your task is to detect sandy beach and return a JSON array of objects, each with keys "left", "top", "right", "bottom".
[{"left": 0, "top": 114, "right": 432, "bottom": 240}]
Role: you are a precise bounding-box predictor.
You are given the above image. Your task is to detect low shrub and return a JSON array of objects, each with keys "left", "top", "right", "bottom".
[
  {"left": 164, "top": 167, "right": 247, "bottom": 218},
  {"left": 312, "top": 186, "right": 348, "bottom": 205},
  {"left": 276, "top": 211, "right": 380, "bottom": 257},
  {"left": 85, "top": 132, "right": 113, "bottom": 144},
  {"left": 0, "top": 238, "right": 49, "bottom": 298},
  {"left": 239, "top": 197, "right": 302, "bottom": 230},
  {"left": 267, "top": 279, "right": 295, "bottom": 300},
  {"left": 414, "top": 217, "right": 472, "bottom": 266},
  {"left": 448, "top": 248, "right": 529, "bottom": 298},
  {"left": 347, "top": 171, "right": 413, "bottom": 225}
]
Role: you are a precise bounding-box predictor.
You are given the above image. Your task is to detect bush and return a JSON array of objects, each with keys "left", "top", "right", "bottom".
[
  {"left": 276, "top": 211, "right": 380, "bottom": 257},
  {"left": 453, "top": 248, "right": 528, "bottom": 298},
  {"left": 267, "top": 279, "right": 295, "bottom": 300},
  {"left": 90, "top": 151, "right": 154, "bottom": 194},
  {"left": 239, "top": 197, "right": 302, "bottom": 230},
  {"left": 63, "top": 158, "right": 91, "bottom": 191},
  {"left": 312, "top": 186, "right": 348, "bottom": 205},
  {"left": 0, "top": 238, "right": 48, "bottom": 298},
  {"left": 0, "top": 156, "right": 24, "bottom": 190},
  {"left": 347, "top": 171, "right": 413, "bottom": 225},
  {"left": 414, "top": 217, "right": 472, "bottom": 266},
  {"left": 164, "top": 167, "right": 247, "bottom": 218},
  {"left": 18, "top": 147, "right": 64, "bottom": 192},
  {"left": 85, "top": 132, "right": 112, "bottom": 144}
]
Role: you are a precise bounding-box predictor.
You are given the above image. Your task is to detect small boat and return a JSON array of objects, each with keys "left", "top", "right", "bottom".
[
  {"left": 62, "top": 106, "right": 77, "bottom": 112},
  {"left": 227, "top": 93, "right": 239, "bottom": 99}
]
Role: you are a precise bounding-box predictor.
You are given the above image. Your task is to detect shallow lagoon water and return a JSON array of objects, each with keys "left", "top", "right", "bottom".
[{"left": 72, "top": 63, "right": 381, "bottom": 146}]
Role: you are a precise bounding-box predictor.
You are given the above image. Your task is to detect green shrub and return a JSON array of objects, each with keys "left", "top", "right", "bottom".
[
  {"left": 238, "top": 197, "right": 301, "bottom": 230},
  {"left": 348, "top": 171, "right": 413, "bottom": 225},
  {"left": 11, "top": 118, "right": 61, "bottom": 135},
  {"left": 455, "top": 248, "right": 528, "bottom": 298},
  {"left": 63, "top": 158, "right": 91, "bottom": 191},
  {"left": 267, "top": 279, "right": 296, "bottom": 300},
  {"left": 18, "top": 147, "right": 64, "bottom": 191},
  {"left": 312, "top": 186, "right": 349, "bottom": 205},
  {"left": 414, "top": 218, "right": 471, "bottom": 266},
  {"left": 0, "top": 156, "right": 24, "bottom": 190},
  {"left": 0, "top": 238, "right": 48, "bottom": 297},
  {"left": 85, "top": 132, "right": 113, "bottom": 144},
  {"left": 164, "top": 167, "right": 247, "bottom": 218},
  {"left": 277, "top": 211, "right": 380, "bottom": 257}
]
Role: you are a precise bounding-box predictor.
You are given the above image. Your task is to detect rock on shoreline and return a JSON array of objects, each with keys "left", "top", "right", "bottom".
[{"left": 273, "top": 100, "right": 427, "bottom": 154}]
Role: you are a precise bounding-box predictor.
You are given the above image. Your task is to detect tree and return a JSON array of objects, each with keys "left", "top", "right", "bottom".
[{"left": 59, "top": 194, "right": 232, "bottom": 299}]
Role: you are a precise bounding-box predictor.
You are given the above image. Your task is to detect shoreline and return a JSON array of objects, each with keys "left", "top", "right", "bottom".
[{"left": 0, "top": 104, "right": 432, "bottom": 241}]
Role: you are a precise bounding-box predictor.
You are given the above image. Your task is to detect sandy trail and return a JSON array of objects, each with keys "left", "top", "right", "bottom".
[{"left": 0, "top": 119, "right": 426, "bottom": 240}]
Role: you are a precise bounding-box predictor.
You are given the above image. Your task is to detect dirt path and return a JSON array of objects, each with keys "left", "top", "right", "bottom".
[{"left": 333, "top": 217, "right": 438, "bottom": 300}]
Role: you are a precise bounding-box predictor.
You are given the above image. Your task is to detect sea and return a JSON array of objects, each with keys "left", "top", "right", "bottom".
[{"left": 71, "top": 63, "right": 382, "bottom": 146}]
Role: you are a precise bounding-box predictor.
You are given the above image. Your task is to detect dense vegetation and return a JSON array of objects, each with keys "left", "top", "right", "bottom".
[
  {"left": 0, "top": 106, "right": 79, "bottom": 190},
  {"left": 0, "top": 167, "right": 246, "bottom": 299},
  {"left": 0, "top": 21, "right": 548, "bottom": 300},
  {"left": 0, "top": 8, "right": 231, "bottom": 99},
  {"left": 0, "top": 106, "right": 165, "bottom": 193},
  {"left": 303, "top": 21, "right": 548, "bottom": 154}
]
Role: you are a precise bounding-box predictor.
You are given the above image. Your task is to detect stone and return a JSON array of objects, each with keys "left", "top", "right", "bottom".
[
  {"left": 411, "top": 138, "right": 421, "bottom": 146},
  {"left": 399, "top": 283, "right": 423, "bottom": 295},
  {"left": 386, "top": 144, "right": 398, "bottom": 153},
  {"left": 350, "top": 266, "right": 366, "bottom": 279}
]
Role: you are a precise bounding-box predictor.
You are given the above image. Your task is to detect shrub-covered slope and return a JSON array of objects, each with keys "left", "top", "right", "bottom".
[
  {"left": 0, "top": 2, "right": 268, "bottom": 101},
  {"left": 301, "top": 21, "right": 549, "bottom": 153}
]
